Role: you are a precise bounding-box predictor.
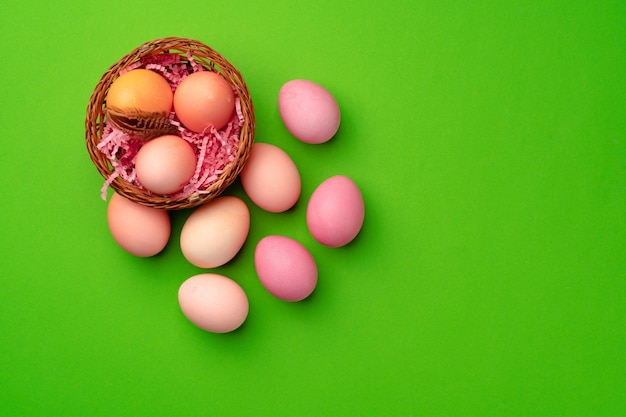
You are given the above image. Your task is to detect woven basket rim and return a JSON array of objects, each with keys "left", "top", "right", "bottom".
[{"left": 85, "top": 37, "right": 255, "bottom": 210}]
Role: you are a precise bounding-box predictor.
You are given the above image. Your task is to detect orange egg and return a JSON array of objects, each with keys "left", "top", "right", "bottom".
[
  {"left": 173, "top": 71, "right": 235, "bottom": 133},
  {"left": 106, "top": 69, "right": 173, "bottom": 115}
]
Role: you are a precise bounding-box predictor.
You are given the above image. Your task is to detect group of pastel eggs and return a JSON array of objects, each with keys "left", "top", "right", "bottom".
[
  {"left": 104, "top": 67, "right": 238, "bottom": 195},
  {"left": 104, "top": 70, "right": 364, "bottom": 333}
]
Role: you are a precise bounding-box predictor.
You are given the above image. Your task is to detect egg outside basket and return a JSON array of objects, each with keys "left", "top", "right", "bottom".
[{"left": 85, "top": 37, "right": 255, "bottom": 210}]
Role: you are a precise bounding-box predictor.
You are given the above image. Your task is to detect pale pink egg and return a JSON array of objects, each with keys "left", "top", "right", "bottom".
[
  {"left": 178, "top": 273, "right": 249, "bottom": 333},
  {"left": 135, "top": 135, "right": 197, "bottom": 195},
  {"left": 106, "top": 192, "right": 171, "bottom": 257},
  {"left": 173, "top": 71, "right": 235, "bottom": 133},
  {"left": 180, "top": 196, "right": 250, "bottom": 268},
  {"left": 278, "top": 79, "right": 340, "bottom": 144},
  {"left": 254, "top": 235, "right": 318, "bottom": 302},
  {"left": 306, "top": 175, "right": 365, "bottom": 247},
  {"left": 240, "top": 143, "right": 301, "bottom": 213}
]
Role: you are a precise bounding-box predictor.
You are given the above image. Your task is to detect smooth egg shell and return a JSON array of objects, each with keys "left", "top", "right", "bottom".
[
  {"left": 240, "top": 143, "right": 301, "bottom": 213},
  {"left": 135, "top": 135, "right": 197, "bottom": 195},
  {"left": 306, "top": 175, "right": 365, "bottom": 247},
  {"left": 106, "top": 69, "right": 173, "bottom": 115},
  {"left": 173, "top": 71, "right": 235, "bottom": 133},
  {"left": 180, "top": 196, "right": 250, "bottom": 268},
  {"left": 178, "top": 273, "right": 249, "bottom": 333},
  {"left": 278, "top": 79, "right": 340, "bottom": 144},
  {"left": 107, "top": 192, "right": 171, "bottom": 257},
  {"left": 254, "top": 235, "right": 318, "bottom": 302}
]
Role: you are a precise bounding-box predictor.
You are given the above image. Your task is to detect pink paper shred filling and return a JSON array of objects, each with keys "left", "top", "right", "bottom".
[{"left": 97, "top": 54, "right": 243, "bottom": 201}]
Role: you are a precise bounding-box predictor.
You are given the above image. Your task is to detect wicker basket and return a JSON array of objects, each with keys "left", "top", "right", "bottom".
[{"left": 85, "top": 37, "right": 255, "bottom": 210}]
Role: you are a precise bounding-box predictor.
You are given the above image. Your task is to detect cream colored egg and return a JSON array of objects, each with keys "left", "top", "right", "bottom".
[
  {"left": 178, "top": 273, "right": 249, "bottom": 333},
  {"left": 180, "top": 196, "right": 250, "bottom": 268}
]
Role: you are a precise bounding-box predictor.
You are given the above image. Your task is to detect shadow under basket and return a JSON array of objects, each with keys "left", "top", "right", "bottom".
[{"left": 85, "top": 37, "right": 255, "bottom": 210}]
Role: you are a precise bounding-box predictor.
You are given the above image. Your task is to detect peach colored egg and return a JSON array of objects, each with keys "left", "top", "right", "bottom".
[
  {"left": 180, "top": 196, "right": 250, "bottom": 268},
  {"left": 135, "top": 135, "right": 197, "bottom": 195},
  {"left": 278, "top": 79, "right": 340, "bottom": 144},
  {"left": 178, "top": 273, "right": 249, "bottom": 333},
  {"left": 240, "top": 143, "right": 301, "bottom": 213},
  {"left": 106, "top": 192, "right": 171, "bottom": 257},
  {"left": 254, "top": 235, "right": 318, "bottom": 302},
  {"left": 306, "top": 175, "right": 365, "bottom": 247},
  {"left": 106, "top": 69, "right": 173, "bottom": 115},
  {"left": 173, "top": 71, "right": 235, "bottom": 133}
]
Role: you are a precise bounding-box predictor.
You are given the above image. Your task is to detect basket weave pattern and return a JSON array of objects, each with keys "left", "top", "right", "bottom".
[{"left": 85, "top": 37, "right": 255, "bottom": 210}]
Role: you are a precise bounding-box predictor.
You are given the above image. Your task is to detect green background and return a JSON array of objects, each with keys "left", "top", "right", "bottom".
[{"left": 1, "top": 0, "right": 624, "bottom": 415}]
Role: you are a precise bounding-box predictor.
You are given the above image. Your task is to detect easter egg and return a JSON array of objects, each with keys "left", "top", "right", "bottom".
[
  {"left": 240, "top": 143, "right": 301, "bottom": 213},
  {"left": 173, "top": 71, "right": 235, "bottom": 133},
  {"left": 106, "top": 192, "right": 171, "bottom": 257},
  {"left": 178, "top": 273, "right": 249, "bottom": 333},
  {"left": 278, "top": 79, "right": 340, "bottom": 144},
  {"left": 106, "top": 69, "right": 173, "bottom": 115},
  {"left": 180, "top": 196, "right": 250, "bottom": 268},
  {"left": 135, "top": 135, "right": 197, "bottom": 195},
  {"left": 306, "top": 175, "right": 365, "bottom": 247},
  {"left": 254, "top": 235, "right": 318, "bottom": 302}
]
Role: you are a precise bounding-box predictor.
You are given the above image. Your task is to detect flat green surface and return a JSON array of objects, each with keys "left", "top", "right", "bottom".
[{"left": 1, "top": 1, "right": 625, "bottom": 416}]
